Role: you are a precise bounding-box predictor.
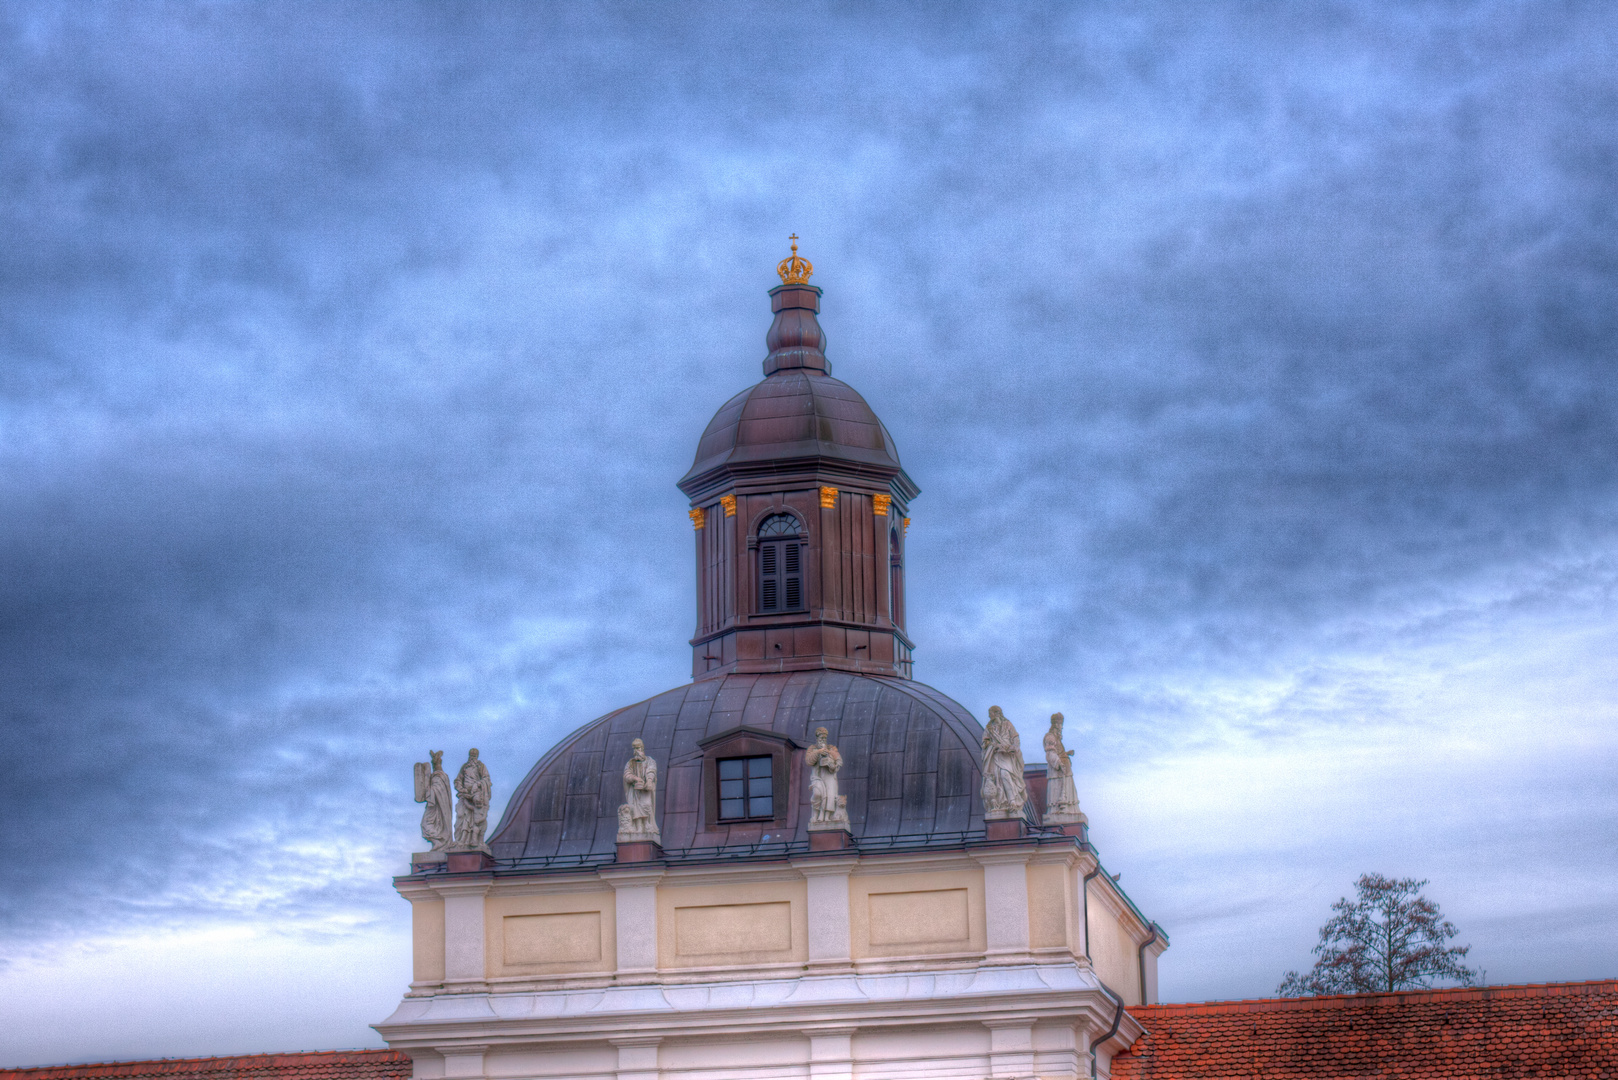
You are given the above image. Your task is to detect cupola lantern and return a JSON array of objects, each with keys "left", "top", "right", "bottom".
[{"left": 679, "top": 242, "right": 920, "bottom": 679}]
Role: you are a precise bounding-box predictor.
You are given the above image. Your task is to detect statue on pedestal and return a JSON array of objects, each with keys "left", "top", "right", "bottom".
[
  {"left": 413, "top": 750, "right": 454, "bottom": 852},
  {"left": 616, "top": 738, "right": 661, "bottom": 843},
  {"left": 1042, "top": 713, "right": 1085, "bottom": 826},
  {"left": 980, "top": 706, "right": 1027, "bottom": 819},
  {"left": 806, "top": 726, "right": 851, "bottom": 830},
  {"left": 452, "top": 748, "right": 492, "bottom": 853}
]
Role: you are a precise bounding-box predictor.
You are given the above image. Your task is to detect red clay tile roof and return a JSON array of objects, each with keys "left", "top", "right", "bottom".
[
  {"left": 1113, "top": 979, "right": 1618, "bottom": 1080},
  {"left": 0, "top": 1051, "right": 409, "bottom": 1080}
]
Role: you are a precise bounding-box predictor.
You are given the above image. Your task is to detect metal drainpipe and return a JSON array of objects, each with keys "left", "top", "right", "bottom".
[
  {"left": 1136, "top": 922, "right": 1161, "bottom": 1005},
  {"left": 1083, "top": 856, "right": 1118, "bottom": 1078},
  {"left": 1090, "top": 983, "right": 1126, "bottom": 1079}
]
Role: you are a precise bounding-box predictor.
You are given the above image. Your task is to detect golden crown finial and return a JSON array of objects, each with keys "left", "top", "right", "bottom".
[{"left": 777, "top": 234, "right": 814, "bottom": 285}]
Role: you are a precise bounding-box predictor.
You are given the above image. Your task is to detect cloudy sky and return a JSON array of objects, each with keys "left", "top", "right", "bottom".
[{"left": 4, "top": 0, "right": 1617, "bottom": 1066}]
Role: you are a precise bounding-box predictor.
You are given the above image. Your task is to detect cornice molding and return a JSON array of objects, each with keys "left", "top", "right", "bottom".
[
  {"left": 376, "top": 963, "right": 1138, "bottom": 1050},
  {"left": 429, "top": 876, "right": 494, "bottom": 899}
]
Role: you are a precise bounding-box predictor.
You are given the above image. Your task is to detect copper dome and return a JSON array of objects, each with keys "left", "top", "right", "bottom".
[
  {"left": 488, "top": 670, "right": 1001, "bottom": 862},
  {"left": 679, "top": 280, "right": 907, "bottom": 490},
  {"left": 681, "top": 370, "right": 901, "bottom": 485}
]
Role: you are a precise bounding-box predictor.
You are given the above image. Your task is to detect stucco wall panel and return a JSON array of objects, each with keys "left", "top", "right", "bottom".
[
  {"left": 658, "top": 1035, "right": 807, "bottom": 1071},
  {"left": 656, "top": 878, "right": 808, "bottom": 968},
  {"left": 502, "top": 910, "right": 602, "bottom": 965},
  {"left": 1027, "top": 861, "right": 1074, "bottom": 953},
  {"left": 412, "top": 899, "right": 444, "bottom": 985},
  {"left": 1086, "top": 878, "right": 1143, "bottom": 1004},
  {"left": 868, "top": 888, "right": 969, "bottom": 947},
  {"left": 676, "top": 901, "right": 793, "bottom": 956},
  {"left": 482, "top": 1046, "right": 615, "bottom": 1079},
  {"left": 849, "top": 866, "right": 984, "bottom": 959},
  {"left": 483, "top": 888, "right": 615, "bottom": 978},
  {"left": 853, "top": 1025, "right": 990, "bottom": 1074}
]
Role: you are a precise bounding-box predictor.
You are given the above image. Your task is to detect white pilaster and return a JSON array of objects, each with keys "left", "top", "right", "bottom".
[
  {"left": 434, "top": 877, "right": 492, "bottom": 987},
  {"left": 601, "top": 866, "right": 664, "bottom": 979},
  {"left": 984, "top": 1018, "right": 1036, "bottom": 1080},
  {"left": 1142, "top": 934, "right": 1166, "bottom": 1004},
  {"left": 1073, "top": 858, "right": 1094, "bottom": 960},
  {"left": 1033, "top": 1021, "right": 1084, "bottom": 1080},
  {"left": 439, "top": 1046, "right": 488, "bottom": 1080},
  {"left": 793, "top": 856, "right": 857, "bottom": 971},
  {"left": 609, "top": 1036, "right": 661, "bottom": 1080},
  {"left": 973, "top": 849, "right": 1032, "bottom": 964},
  {"left": 803, "top": 1025, "right": 856, "bottom": 1080}
]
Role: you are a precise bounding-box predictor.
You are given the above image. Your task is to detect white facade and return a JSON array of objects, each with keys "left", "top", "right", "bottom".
[{"left": 377, "top": 843, "right": 1166, "bottom": 1080}]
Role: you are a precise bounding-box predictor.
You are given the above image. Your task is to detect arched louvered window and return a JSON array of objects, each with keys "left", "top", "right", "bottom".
[{"left": 757, "top": 513, "right": 804, "bottom": 612}]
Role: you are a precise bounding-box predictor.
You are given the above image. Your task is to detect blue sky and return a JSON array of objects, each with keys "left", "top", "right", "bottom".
[{"left": 2, "top": 1, "right": 1616, "bottom": 1066}]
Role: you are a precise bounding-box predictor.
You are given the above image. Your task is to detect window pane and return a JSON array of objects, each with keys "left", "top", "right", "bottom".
[
  {"left": 747, "top": 756, "right": 772, "bottom": 778},
  {"left": 750, "top": 796, "right": 772, "bottom": 817},
  {"left": 720, "top": 798, "right": 745, "bottom": 819},
  {"left": 719, "top": 778, "right": 744, "bottom": 799},
  {"left": 718, "top": 759, "right": 743, "bottom": 779},
  {"left": 750, "top": 776, "right": 772, "bottom": 799}
]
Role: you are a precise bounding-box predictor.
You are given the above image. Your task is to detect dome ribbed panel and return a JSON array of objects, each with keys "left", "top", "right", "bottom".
[
  {"left": 683, "top": 372, "right": 900, "bottom": 483},
  {"left": 488, "top": 671, "right": 985, "bottom": 862}
]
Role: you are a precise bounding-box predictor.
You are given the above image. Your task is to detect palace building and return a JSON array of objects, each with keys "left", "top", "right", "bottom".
[
  {"left": 373, "top": 244, "right": 1166, "bottom": 1080},
  {"left": 9, "top": 251, "right": 1615, "bottom": 1080}
]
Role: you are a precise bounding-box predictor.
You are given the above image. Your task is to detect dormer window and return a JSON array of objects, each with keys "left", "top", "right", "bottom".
[
  {"left": 717, "top": 755, "right": 774, "bottom": 820},
  {"left": 756, "top": 513, "right": 804, "bottom": 613},
  {"left": 697, "top": 725, "right": 799, "bottom": 834}
]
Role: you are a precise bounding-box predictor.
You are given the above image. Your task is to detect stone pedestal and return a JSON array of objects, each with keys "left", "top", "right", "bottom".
[
  {"left": 985, "top": 818, "right": 1026, "bottom": 841},
  {"left": 446, "top": 850, "right": 494, "bottom": 872},
  {"left": 616, "top": 841, "right": 663, "bottom": 863},
  {"left": 411, "top": 850, "right": 448, "bottom": 872},
  {"left": 809, "top": 828, "right": 853, "bottom": 851}
]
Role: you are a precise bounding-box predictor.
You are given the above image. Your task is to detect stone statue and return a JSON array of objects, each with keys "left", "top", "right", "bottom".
[
  {"left": 806, "top": 726, "right": 851, "bottom": 831},
  {"left": 452, "top": 748, "right": 492, "bottom": 853},
  {"left": 616, "top": 738, "right": 661, "bottom": 843},
  {"left": 1042, "top": 713, "right": 1085, "bottom": 825},
  {"left": 413, "top": 750, "right": 454, "bottom": 852},
  {"left": 980, "top": 706, "right": 1027, "bottom": 819}
]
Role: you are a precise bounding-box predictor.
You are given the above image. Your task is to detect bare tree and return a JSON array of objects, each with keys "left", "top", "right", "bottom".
[{"left": 1278, "top": 873, "right": 1477, "bottom": 996}]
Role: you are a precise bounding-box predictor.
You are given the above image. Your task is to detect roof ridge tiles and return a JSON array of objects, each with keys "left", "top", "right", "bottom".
[
  {"left": 1131, "top": 977, "right": 1618, "bottom": 1015},
  {"left": 1114, "top": 978, "right": 1618, "bottom": 1080},
  {"left": 2, "top": 1051, "right": 407, "bottom": 1079}
]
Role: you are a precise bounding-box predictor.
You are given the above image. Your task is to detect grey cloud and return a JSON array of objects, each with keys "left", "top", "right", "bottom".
[{"left": 1, "top": 0, "right": 1615, "bottom": 1005}]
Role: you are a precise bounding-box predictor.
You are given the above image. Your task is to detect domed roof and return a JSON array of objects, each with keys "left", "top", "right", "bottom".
[
  {"left": 679, "top": 276, "right": 911, "bottom": 494},
  {"left": 682, "top": 370, "right": 902, "bottom": 484},
  {"left": 489, "top": 670, "right": 998, "bottom": 864}
]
